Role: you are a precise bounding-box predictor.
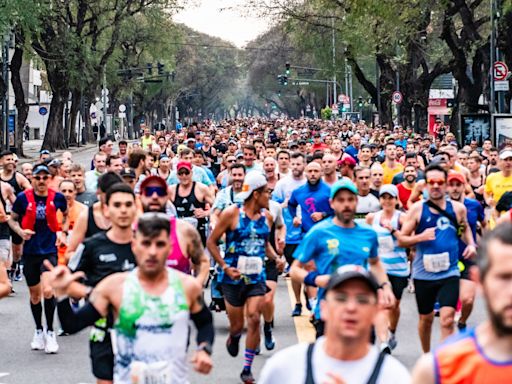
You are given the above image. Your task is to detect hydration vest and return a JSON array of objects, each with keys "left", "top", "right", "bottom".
[{"left": 21, "top": 188, "right": 59, "bottom": 233}]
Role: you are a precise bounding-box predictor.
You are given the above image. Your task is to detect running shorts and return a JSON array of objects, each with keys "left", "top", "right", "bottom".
[
  {"left": 413, "top": 276, "right": 460, "bottom": 315},
  {"left": 388, "top": 274, "right": 408, "bottom": 300},
  {"left": 284, "top": 243, "right": 299, "bottom": 266},
  {"left": 221, "top": 281, "right": 268, "bottom": 307},
  {"left": 265, "top": 259, "right": 278, "bottom": 282},
  {"left": 23, "top": 253, "right": 57, "bottom": 287}
]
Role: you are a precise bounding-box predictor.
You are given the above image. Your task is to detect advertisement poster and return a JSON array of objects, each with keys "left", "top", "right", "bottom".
[
  {"left": 494, "top": 114, "right": 512, "bottom": 150},
  {"left": 460, "top": 114, "right": 491, "bottom": 146}
]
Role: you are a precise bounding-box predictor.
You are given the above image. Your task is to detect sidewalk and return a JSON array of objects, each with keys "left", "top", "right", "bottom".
[{"left": 18, "top": 139, "right": 97, "bottom": 164}]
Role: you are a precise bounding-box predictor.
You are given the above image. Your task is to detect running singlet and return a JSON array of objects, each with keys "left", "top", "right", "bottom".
[
  {"left": 166, "top": 217, "right": 189, "bottom": 274},
  {"left": 114, "top": 268, "right": 190, "bottom": 384},
  {"left": 85, "top": 206, "right": 110, "bottom": 239},
  {"left": 0, "top": 187, "right": 10, "bottom": 240},
  {"left": 412, "top": 201, "right": 460, "bottom": 280},
  {"left": 0, "top": 172, "right": 23, "bottom": 196},
  {"left": 435, "top": 328, "right": 512, "bottom": 383},
  {"left": 173, "top": 182, "right": 207, "bottom": 243},
  {"left": 371, "top": 211, "right": 409, "bottom": 277},
  {"left": 219, "top": 206, "right": 269, "bottom": 285}
]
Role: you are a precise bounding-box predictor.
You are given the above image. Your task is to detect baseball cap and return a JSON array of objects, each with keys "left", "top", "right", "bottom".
[
  {"left": 430, "top": 154, "right": 448, "bottom": 165},
  {"left": 140, "top": 175, "right": 167, "bottom": 190},
  {"left": 176, "top": 161, "right": 192, "bottom": 172},
  {"left": 447, "top": 171, "right": 466, "bottom": 184},
  {"left": 238, "top": 171, "right": 268, "bottom": 201},
  {"left": 326, "top": 265, "right": 380, "bottom": 294},
  {"left": 228, "top": 139, "right": 237, "bottom": 145},
  {"left": 379, "top": 184, "right": 398, "bottom": 198},
  {"left": 47, "top": 158, "right": 61, "bottom": 167},
  {"left": 33, "top": 164, "right": 50, "bottom": 175},
  {"left": 499, "top": 149, "right": 512, "bottom": 160},
  {"left": 120, "top": 167, "right": 136, "bottom": 179},
  {"left": 330, "top": 179, "right": 358, "bottom": 199},
  {"left": 40, "top": 149, "right": 50, "bottom": 155},
  {"left": 338, "top": 154, "right": 357, "bottom": 167}
]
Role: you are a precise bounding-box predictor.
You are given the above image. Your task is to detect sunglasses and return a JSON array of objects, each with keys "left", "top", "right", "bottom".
[
  {"left": 427, "top": 178, "right": 446, "bottom": 186},
  {"left": 226, "top": 159, "right": 236, "bottom": 163},
  {"left": 143, "top": 186, "right": 167, "bottom": 197},
  {"left": 34, "top": 175, "right": 49, "bottom": 181},
  {"left": 177, "top": 170, "right": 190, "bottom": 176}
]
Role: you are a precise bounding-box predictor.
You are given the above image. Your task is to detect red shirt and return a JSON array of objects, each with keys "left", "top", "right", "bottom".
[{"left": 397, "top": 183, "right": 413, "bottom": 210}]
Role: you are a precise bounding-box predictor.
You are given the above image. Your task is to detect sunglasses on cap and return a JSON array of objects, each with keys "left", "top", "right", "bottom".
[
  {"left": 426, "top": 178, "right": 446, "bottom": 186},
  {"left": 143, "top": 186, "right": 167, "bottom": 197}
]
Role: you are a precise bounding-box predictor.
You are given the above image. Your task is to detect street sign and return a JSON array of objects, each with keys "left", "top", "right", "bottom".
[
  {"left": 38, "top": 107, "right": 48, "bottom": 116},
  {"left": 331, "top": 104, "right": 339, "bottom": 114},
  {"left": 101, "top": 88, "right": 109, "bottom": 96},
  {"left": 495, "top": 80, "right": 510, "bottom": 91},
  {"left": 119, "top": 104, "right": 126, "bottom": 112},
  {"left": 91, "top": 112, "right": 96, "bottom": 119},
  {"left": 338, "top": 94, "right": 350, "bottom": 104},
  {"left": 392, "top": 91, "right": 403, "bottom": 105},
  {"left": 118, "top": 112, "right": 126, "bottom": 118},
  {"left": 494, "top": 61, "right": 509, "bottom": 81}
]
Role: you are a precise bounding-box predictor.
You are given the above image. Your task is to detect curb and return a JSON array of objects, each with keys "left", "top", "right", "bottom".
[{"left": 18, "top": 144, "right": 97, "bottom": 165}]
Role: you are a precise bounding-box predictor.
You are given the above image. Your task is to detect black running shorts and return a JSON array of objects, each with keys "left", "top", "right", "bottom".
[
  {"left": 413, "top": 276, "right": 460, "bottom": 315},
  {"left": 23, "top": 253, "right": 57, "bottom": 287},
  {"left": 221, "top": 281, "right": 268, "bottom": 307}
]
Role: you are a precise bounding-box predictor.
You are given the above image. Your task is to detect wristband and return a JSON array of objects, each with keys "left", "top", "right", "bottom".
[{"left": 304, "top": 271, "right": 319, "bottom": 287}]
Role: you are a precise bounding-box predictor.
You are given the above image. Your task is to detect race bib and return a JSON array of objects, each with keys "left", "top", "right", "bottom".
[
  {"left": 237, "top": 256, "right": 263, "bottom": 275},
  {"left": 131, "top": 361, "right": 172, "bottom": 384},
  {"left": 423, "top": 252, "right": 450, "bottom": 273},
  {"left": 378, "top": 235, "right": 394, "bottom": 254}
]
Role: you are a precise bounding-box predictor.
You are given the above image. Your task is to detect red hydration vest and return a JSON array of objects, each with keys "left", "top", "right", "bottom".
[{"left": 21, "top": 188, "right": 59, "bottom": 233}]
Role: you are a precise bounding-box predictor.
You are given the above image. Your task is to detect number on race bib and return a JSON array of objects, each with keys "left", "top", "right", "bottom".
[
  {"left": 378, "top": 236, "right": 394, "bottom": 254},
  {"left": 131, "top": 361, "right": 173, "bottom": 384},
  {"left": 423, "top": 252, "right": 450, "bottom": 273},
  {"left": 237, "top": 256, "right": 263, "bottom": 275}
]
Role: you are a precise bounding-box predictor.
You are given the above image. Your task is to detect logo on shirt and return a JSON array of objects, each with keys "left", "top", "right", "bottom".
[
  {"left": 305, "top": 197, "right": 317, "bottom": 214},
  {"left": 326, "top": 239, "right": 340, "bottom": 256},
  {"left": 99, "top": 253, "right": 117, "bottom": 263},
  {"left": 436, "top": 217, "right": 450, "bottom": 231}
]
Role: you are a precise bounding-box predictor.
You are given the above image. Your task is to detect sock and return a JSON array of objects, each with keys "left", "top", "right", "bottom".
[
  {"left": 243, "top": 348, "right": 256, "bottom": 371},
  {"left": 11, "top": 261, "right": 18, "bottom": 274},
  {"left": 44, "top": 297, "right": 56, "bottom": 332},
  {"left": 264, "top": 321, "right": 272, "bottom": 332},
  {"left": 30, "top": 302, "right": 43, "bottom": 330}
]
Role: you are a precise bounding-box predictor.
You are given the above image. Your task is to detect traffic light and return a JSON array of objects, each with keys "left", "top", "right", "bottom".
[
  {"left": 358, "top": 96, "right": 364, "bottom": 108},
  {"left": 157, "top": 62, "right": 165, "bottom": 75},
  {"left": 147, "top": 63, "right": 153, "bottom": 75},
  {"left": 277, "top": 89, "right": 281, "bottom": 97},
  {"left": 285, "top": 62, "right": 290, "bottom": 75},
  {"left": 341, "top": 104, "right": 347, "bottom": 112},
  {"left": 277, "top": 75, "right": 288, "bottom": 86}
]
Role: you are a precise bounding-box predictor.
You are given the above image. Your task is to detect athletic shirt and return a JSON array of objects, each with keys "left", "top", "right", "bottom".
[
  {"left": 434, "top": 328, "right": 512, "bottom": 383},
  {"left": 0, "top": 172, "right": 23, "bottom": 196},
  {"left": 396, "top": 183, "right": 413, "bottom": 210},
  {"left": 114, "top": 268, "right": 190, "bottom": 384},
  {"left": 412, "top": 201, "right": 460, "bottom": 280},
  {"left": 371, "top": 211, "right": 409, "bottom": 277},
  {"left": 85, "top": 205, "right": 110, "bottom": 239},
  {"left": 355, "top": 194, "right": 381, "bottom": 225},
  {"left": 166, "top": 217, "right": 190, "bottom": 274},
  {"left": 0, "top": 187, "right": 10, "bottom": 240},
  {"left": 219, "top": 206, "right": 270, "bottom": 285},
  {"left": 69, "top": 231, "right": 135, "bottom": 287},
  {"left": 470, "top": 174, "right": 485, "bottom": 206},
  {"left": 173, "top": 182, "right": 207, "bottom": 242}
]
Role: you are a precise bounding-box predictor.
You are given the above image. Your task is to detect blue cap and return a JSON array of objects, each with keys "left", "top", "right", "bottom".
[
  {"left": 33, "top": 164, "right": 50, "bottom": 175},
  {"left": 330, "top": 179, "right": 358, "bottom": 198}
]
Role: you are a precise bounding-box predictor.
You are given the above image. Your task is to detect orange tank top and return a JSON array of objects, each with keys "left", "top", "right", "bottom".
[{"left": 435, "top": 328, "right": 512, "bottom": 383}]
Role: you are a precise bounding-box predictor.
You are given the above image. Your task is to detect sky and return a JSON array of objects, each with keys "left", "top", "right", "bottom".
[{"left": 174, "top": 0, "right": 270, "bottom": 47}]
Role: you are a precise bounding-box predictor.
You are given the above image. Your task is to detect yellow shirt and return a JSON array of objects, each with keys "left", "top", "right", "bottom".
[
  {"left": 382, "top": 162, "right": 404, "bottom": 185},
  {"left": 485, "top": 171, "right": 512, "bottom": 205}
]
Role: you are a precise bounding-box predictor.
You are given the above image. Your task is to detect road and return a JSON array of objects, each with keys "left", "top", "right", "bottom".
[{"left": 0, "top": 144, "right": 488, "bottom": 383}]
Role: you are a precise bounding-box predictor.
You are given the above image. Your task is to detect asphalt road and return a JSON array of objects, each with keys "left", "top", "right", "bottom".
[{"left": 0, "top": 144, "right": 488, "bottom": 383}]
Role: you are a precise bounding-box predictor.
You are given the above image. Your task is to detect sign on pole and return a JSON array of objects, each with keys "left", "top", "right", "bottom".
[
  {"left": 392, "top": 91, "right": 403, "bottom": 105},
  {"left": 493, "top": 61, "right": 509, "bottom": 81},
  {"left": 495, "top": 80, "right": 510, "bottom": 92},
  {"left": 38, "top": 107, "right": 48, "bottom": 116}
]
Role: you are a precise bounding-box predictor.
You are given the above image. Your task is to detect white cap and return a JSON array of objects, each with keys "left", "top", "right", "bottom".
[
  {"left": 500, "top": 149, "right": 512, "bottom": 160},
  {"left": 379, "top": 184, "right": 398, "bottom": 198},
  {"left": 238, "top": 171, "right": 267, "bottom": 201}
]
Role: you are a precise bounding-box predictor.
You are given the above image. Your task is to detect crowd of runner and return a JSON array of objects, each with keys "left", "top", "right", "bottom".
[{"left": 1, "top": 116, "right": 512, "bottom": 383}]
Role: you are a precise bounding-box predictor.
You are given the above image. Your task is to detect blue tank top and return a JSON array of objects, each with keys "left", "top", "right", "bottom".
[
  {"left": 413, "top": 201, "right": 460, "bottom": 280},
  {"left": 220, "top": 206, "right": 270, "bottom": 285}
]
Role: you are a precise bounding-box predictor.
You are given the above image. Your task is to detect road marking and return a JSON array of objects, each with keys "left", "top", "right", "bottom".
[
  {"left": 286, "top": 278, "right": 315, "bottom": 343},
  {"left": 0, "top": 372, "right": 9, "bottom": 384}
]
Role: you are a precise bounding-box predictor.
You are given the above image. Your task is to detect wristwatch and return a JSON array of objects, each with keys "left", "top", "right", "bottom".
[{"left": 197, "top": 343, "right": 213, "bottom": 356}]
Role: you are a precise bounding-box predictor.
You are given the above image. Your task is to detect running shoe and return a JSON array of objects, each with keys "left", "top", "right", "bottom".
[
  {"left": 226, "top": 334, "right": 241, "bottom": 357},
  {"left": 291, "top": 303, "right": 302, "bottom": 317},
  {"left": 240, "top": 368, "right": 255, "bottom": 384},
  {"left": 44, "top": 330, "right": 59, "bottom": 354},
  {"left": 30, "top": 329, "right": 45, "bottom": 351},
  {"left": 264, "top": 327, "right": 275, "bottom": 350}
]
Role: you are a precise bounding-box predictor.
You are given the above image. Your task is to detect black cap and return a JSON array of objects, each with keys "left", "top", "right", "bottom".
[
  {"left": 33, "top": 164, "right": 50, "bottom": 175},
  {"left": 120, "top": 167, "right": 136, "bottom": 179},
  {"left": 326, "top": 265, "right": 380, "bottom": 294}
]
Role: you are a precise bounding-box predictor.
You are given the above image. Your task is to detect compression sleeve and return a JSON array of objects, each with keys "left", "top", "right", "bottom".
[
  {"left": 57, "top": 299, "right": 102, "bottom": 334},
  {"left": 190, "top": 304, "right": 215, "bottom": 346}
]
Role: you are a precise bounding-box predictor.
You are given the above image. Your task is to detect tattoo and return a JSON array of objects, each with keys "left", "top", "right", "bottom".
[{"left": 188, "top": 227, "right": 204, "bottom": 266}]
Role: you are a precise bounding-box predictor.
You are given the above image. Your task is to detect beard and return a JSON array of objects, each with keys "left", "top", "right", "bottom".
[
  {"left": 488, "top": 303, "right": 512, "bottom": 336},
  {"left": 335, "top": 210, "right": 355, "bottom": 225},
  {"left": 143, "top": 203, "right": 166, "bottom": 213}
]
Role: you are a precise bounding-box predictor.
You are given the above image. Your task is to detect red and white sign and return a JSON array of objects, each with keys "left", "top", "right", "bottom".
[
  {"left": 494, "top": 61, "right": 509, "bottom": 81},
  {"left": 428, "top": 98, "right": 448, "bottom": 107},
  {"left": 338, "top": 94, "right": 350, "bottom": 104},
  {"left": 392, "top": 91, "right": 403, "bottom": 105},
  {"left": 332, "top": 104, "right": 339, "bottom": 114}
]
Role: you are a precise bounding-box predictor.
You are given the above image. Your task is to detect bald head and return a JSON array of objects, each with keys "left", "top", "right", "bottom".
[{"left": 306, "top": 161, "right": 322, "bottom": 185}]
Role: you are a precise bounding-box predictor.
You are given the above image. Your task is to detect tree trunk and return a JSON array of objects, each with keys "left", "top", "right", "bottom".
[
  {"left": 10, "top": 32, "right": 27, "bottom": 157},
  {"left": 68, "top": 90, "right": 81, "bottom": 146},
  {"left": 42, "top": 91, "right": 66, "bottom": 151}
]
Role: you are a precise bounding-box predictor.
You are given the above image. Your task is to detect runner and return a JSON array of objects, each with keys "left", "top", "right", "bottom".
[
  {"left": 85, "top": 152, "right": 107, "bottom": 192},
  {"left": 381, "top": 143, "right": 404, "bottom": 185},
  {"left": 322, "top": 153, "right": 339, "bottom": 186},
  {"left": 169, "top": 161, "right": 213, "bottom": 246},
  {"left": 412, "top": 223, "right": 512, "bottom": 383},
  {"left": 0, "top": 260, "right": 10, "bottom": 299},
  {"left": 70, "top": 164, "right": 98, "bottom": 207},
  {"left": 396, "top": 164, "right": 477, "bottom": 352},
  {"left": 354, "top": 167, "right": 380, "bottom": 223},
  {"left": 290, "top": 179, "right": 394, "bottom": 338},
  {"left": 260, "top": 266, "right": 410, "bottom": 383},
  {"left": 276, "top": 150, "right": 290, "bottom": 178},
  {"left": 446, "top": 171, "right": 485, "bottom": 330},
  {"left": 206, "top": 171, "right": 273, "bottom": 383},
  {"left": 106, "top": 154, "right": 123, "bottom": 174},
  {"left": 21, "top": 162, "right": 33, "bottom": 182},
  {"left": 263, "top": 157, "right": 279, "bottom": 190},
  {"left": 366, "top": 184, "right": 408, "bottom": 352},
  {"left": 8, "top": 163, "right": 68, "bottom": 353},
  {"left": 397, "top": 164, "right": 417, "bottom": 210},
  {"left": 211, "top": 163, "right": 245, "bottom": 226}
]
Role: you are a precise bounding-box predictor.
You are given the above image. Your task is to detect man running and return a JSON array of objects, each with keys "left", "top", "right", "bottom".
[
  {"left": 70, "top": 164, "right": 98, "bottom": 207},
  {"left": 85, "top": 152, "right": 107, "bottom": 193},
  {"left": 207, "top": 171, "right": 273, "bottom": 383},
  {"left": 9, "top": 163, "right": 68, "bottom": 353},
  {"left": 397, "top": 164, "right": 477, "bottom": 352},
  {"left": 412, "top": 223, "right": 512, "bottom": 382}
]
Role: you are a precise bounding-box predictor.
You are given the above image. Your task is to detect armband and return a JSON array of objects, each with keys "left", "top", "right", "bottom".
[
  {"left": 304, "top": 271, "right": 319, "bottom": 287},
  {"left": 191, "top": 304, "right": 215, "bottom": 347}
]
